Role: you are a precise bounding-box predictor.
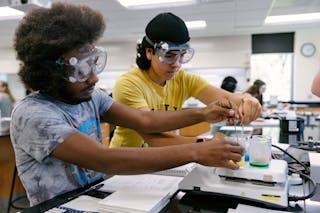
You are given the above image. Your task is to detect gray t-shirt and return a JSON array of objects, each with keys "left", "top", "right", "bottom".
[{"left": 10, "top": 89, "right": 114, "bottom": 206}]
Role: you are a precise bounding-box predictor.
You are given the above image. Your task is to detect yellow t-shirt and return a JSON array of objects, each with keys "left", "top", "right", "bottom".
[{"left": 110, "top": 67, "right": 209, "bottom": 147}]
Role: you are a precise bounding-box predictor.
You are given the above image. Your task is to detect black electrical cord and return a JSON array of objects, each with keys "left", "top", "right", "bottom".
[
  {"left": 288, "top": 172, "right": 318, "bottom": 201},
  {"left": 271, "top": 144, "right": 318, "bottom": 201},
  {"left": 287, "top": 164, "right": 305, "bottom": 175},
  {"left": 271, "top": 144, "right": 309, "bottom": 173}
]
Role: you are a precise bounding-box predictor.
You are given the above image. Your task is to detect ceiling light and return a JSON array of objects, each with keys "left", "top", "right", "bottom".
[
  {"left": 0, "top": 6, "right": 24, "bottom": 21},
  {"left": 117, "top": 0, "right": 197, "bottom": 9},
  {"left": 11, "top": 0, "right": 52, "bottom": 8},
  {"left": 186, "top": 20, "right": 207, "bottom": 29},
  {"left": 265, "top": 12, "right": 320, "bottom": 24}
]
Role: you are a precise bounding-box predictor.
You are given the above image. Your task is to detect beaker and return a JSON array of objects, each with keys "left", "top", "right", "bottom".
[
  {"left": 228, "top": 134, "right": 250, "bottom": 167},
  {"left": 249, "top": 135, "right": 272, "bottom": 167}
]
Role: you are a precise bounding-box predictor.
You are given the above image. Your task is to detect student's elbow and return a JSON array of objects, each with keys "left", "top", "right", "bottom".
[{"left": 311, "top": 85, "right": 320, "bottom": 97}]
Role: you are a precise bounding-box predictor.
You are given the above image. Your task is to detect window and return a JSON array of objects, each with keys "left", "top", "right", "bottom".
[
  {"left": 250, "top": 53, "right": 293, "bottom": 103},
  {"left": 251, "top": 32, "right": 294, "bottom": 104}
]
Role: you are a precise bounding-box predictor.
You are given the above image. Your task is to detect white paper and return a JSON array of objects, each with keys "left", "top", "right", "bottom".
[
  {"left": 227, "top": 209, "right": 237, "bottom": 213},
  {"left": 98, "top": 189, "right": 170, "bottom": 213},
  {"left": 220, "top": 126, "right": 253, "bottom": 131},
  {"left": 153, "top": 163, "right": 196, "bottom": 177},
  {"left": 60, "top": 195, "right": 101, "bottom": 212},
  {"left": 99, "top": 174, "right": 183, "bottom": 196},
  {"left": 250, "top": 119, "right": 279, "bottom": 127}
]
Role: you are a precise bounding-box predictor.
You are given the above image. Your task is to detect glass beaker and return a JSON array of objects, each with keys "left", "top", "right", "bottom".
[
  {"left": 249, "top": 135, "right": 272, "bottom": 167},
  {"left": 228, "top": 134, "right": 250, "bottom": 167}
]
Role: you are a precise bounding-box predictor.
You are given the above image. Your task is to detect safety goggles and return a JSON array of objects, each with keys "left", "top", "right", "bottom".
[
  {"left": 145, "top": 36, "right": 194, "bottom": 64},
  {"left": 57, "top": 47, "right": 107, "bottom": 83}
]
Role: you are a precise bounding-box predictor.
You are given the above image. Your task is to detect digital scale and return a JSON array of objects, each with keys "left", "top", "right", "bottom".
[{"left": 179, "top": 160, "right": 289, "bottom": 209}]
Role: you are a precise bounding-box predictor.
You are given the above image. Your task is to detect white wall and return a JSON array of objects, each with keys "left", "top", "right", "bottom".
[
  {"left": 189, "top": 35, "right": 251, "bottom": 69},
  {"left": 101, "top": 35, "right": 251, "bottom": 71},
  {"left": 294, "top": 29, "right": 320, "bottom": 102},
  {"left": 0, "top": 47, "right": 24, "bottom": 101},
  {"left": 0, "top": 47, "right": 19, "bottom": 74}
]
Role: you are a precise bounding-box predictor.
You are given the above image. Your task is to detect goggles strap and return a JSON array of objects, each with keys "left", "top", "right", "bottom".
[
  {"left": 53, "top": 58, "right": 66, "bottom": 71},
  {"left": 55, "top": 58, "right": 64, "bottom": 66},
  {"left": 145, "top": 35, "right": 156, "bottom": 48}
]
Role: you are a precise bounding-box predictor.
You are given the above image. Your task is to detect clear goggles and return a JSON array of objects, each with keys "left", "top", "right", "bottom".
[
  {"left": 58, "top": 47, "right": 107, "bottom": 83},
  {"left": 145, "top": 36, "right": 194, "bottom": 64}
]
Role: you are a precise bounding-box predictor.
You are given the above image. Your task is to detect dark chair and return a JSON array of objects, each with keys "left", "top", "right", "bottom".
[{"left": 7, "top": 166, "right": 28, "bottom": 213}]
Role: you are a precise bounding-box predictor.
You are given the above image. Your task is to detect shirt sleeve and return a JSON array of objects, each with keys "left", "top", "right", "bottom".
[
  {"left": 11, "top": 101, "right": 76, "bottom": 162},
  {"left": 179, "top": 70, "right": 210, "bottom": 98},
  {"left": 113, "top": 73, "right": 149, "bottom": 109},
  {"left": 93, "top": 88, "right": 115, "bottom": 116}
]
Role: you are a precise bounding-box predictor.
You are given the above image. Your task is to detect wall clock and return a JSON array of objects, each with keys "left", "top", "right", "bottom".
[{"left": 300, "top": 42, "right": 316, "bottom": 57}]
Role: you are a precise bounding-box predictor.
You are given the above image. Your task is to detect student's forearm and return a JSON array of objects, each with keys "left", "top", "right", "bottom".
[
  {"left": 104, "top": 102, "right": 205, "bottom": 133},
  {"left": 101, "top": 145, "right": 197, "bottom": 174},
  {"left": 53, "top": 132, "right": 196, "bottom": 174},
  {"left": 197, "top": 85, "right": 251, "bottom": 107},
  {"left": 105, "top": 101, "right": 233, "bottom": 134},
  {"left": 223, "top": 92, "right": 252, "bottom": 106},
  {"left": 138, "top": 108, "right": 205, "bottom": 133},
  {"left": 100, "top": 138, "right": 243, "bottom": 173},
  {"left": 142, "top": 108, "right": 206, "bottom": 132},
  {"left": 53, "top": 132, "right": 243, "bottom": 173},
  {"left": 142, "top": 132, "right": 198, "bottom": 147}
]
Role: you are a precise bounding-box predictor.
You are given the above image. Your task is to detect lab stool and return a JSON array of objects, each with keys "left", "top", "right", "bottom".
[{"left": 7, "top": 166, "right": 28, "bottom": 213}]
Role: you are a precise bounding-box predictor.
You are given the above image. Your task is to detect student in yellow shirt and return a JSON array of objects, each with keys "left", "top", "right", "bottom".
[{"left": 110, "top": 12, "right": 261, "bottom": 148}]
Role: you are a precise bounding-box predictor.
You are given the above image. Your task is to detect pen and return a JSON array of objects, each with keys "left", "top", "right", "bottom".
[{"left": 67, "top": 183, "right": 104, "bottom": 201}]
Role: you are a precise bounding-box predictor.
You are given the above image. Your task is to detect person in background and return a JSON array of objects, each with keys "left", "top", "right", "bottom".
[
  {"left": 110, "top": 12, "right": 261, "bottom": 148},
  {"left": 0, "top": 81, "right": 15, "bottom": 117},
  {"left": 245, "top": 79, "right": 266, "bottom": 106},
  {"left": 0, "top": 81, "right": 15, "bottom": 103},
  {"left": 220, "top": 76, "right": 238, "bottom": 93},
  {"left": 0, "top": 81, "right": 15, "bottom": 132},
  {"left": 311, "top": 71, "right": 320, "bottom": 97},
  {"left": 12, "top": 3, "right": 246, "bottom": 206}
]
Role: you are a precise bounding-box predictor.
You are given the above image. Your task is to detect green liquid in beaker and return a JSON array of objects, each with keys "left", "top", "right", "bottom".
[{"left": 249, "top": 161, "right": 269, "bottom": 167}]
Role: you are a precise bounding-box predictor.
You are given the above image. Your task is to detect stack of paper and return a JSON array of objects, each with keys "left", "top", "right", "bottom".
[
  {"left": 60, "top": 195, "right": 101, "bottom": 212},
  {"left": 97, "top": 174, "right": 183, "bottom": 213},
  {"left": 98, "top": 174, "right": 183, "bottom": 197},
  {"left": 153, "top": 163, "right": 196, "bottom": 177},
  {"left": 98, "top": 189, "right": 170, "bottom": 213},
  {"left": 220, "top": 126, "right": 254, "bottom": 132},
  {"left": 250, "top": 119, "right": 280, "bottom": 127}
]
